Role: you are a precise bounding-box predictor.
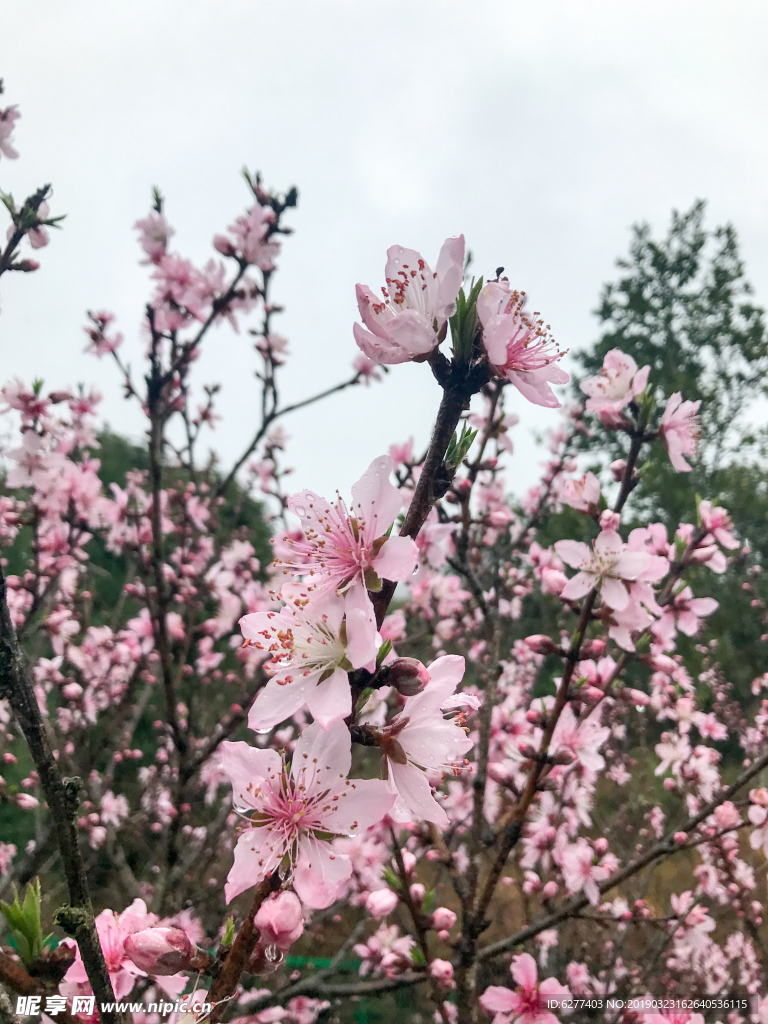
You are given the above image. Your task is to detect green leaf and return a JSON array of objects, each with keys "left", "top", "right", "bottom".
[
  {"left": 376, "top": 639, "right": 393, "bottom": 667},
  {"left": 381, "top": 867, "right": 400, "bottom": 890},
  {"left": 354, "top": 687, "right": 374, "bottom": 716},
  {"left": 421, "top": 888, "right": 436, "bottom": 915},
  {"left": 410, "top": 947, "right": 427, "bottom": 967},
  {"left": 445, "top": 423, "right": 478, "bottom": 470},
  {"left": 221, "top": 916, "right": 235, "bottom": 947},
  {"left": 0, "top": 879, "right": 45, "bottom": 968}
]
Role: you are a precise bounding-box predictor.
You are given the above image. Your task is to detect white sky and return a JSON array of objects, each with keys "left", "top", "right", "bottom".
[{"left": 1, "top": 1, "right": 767, "bottom": 499}]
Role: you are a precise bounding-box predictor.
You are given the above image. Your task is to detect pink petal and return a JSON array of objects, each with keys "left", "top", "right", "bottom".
[
  {"left": 249, "top": 677, "right": 308, "bottom": 732},
  {"left": 219, "top": 741, "right": 282, "bottom": 809},
  {"left": 372, "top": 535, "right": 418, "bottom": 582},
  {"left": 553, "top": 539, "right": 591, "bottom": 569},
  {"left": 434, "top": 235, "right": 465, "bottom": 318},
  {"left": 593, "top": 529, "right": 623, "bottom": 558},
  {"left": 613, "top": 551, "right": 652, "bottom": 579},
  {"left": 560, "top": 572, "right": 594, "bottom": 602},
  {"left": 294, "top": 835, "right": 352, "bottom": 909},
  {"left": 291, "top": 718, "right": 351, "bottom": 789},
  {"left": 477, "top": 281, "right": 511, "bottom": 327},
  {"left": 479, "top": 987, "right": 517, "bottom": 1014},
  {"left": 344, "top": 580, "right": 378, "bottom": 670},
  {"left": 385, "top": 309, "right": 438, "bottom": 354},
  {"left": 320, "top": 777, "right": 395, "bottom": 836},
  {"left": 305, "top": 666, "right": 352, "bottom": 728},
  {"left": 510, "top": 952, "right": 538, "bottom": 992},
  {"left": 423, "top": 654, "right": 465, "bottom": 693},
  {"left": 388, "top": 760, "right": 448, "bottom": 827},
  {"left": 351, "top": 455, "right": 402, "bottom": 540},
  {"left": 600, "top": 576, "right": 630, "bottom": 611},
  {"left": 225, "top": 829, "right": 282, "bottom": 903},
  {"left": 353, "top": 321, "right": 410, "bottom": 365},
  {"left": 507, "top": 370, "right": 562, "bottom": 409}
]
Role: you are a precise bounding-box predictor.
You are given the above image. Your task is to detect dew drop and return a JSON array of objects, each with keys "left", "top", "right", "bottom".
[
  {"left": 393, "top": 259, "right": 400, "bottom": 265},
  {"left": 398, "top": 248, "right": 404, "bottom": 254},
  {"left": 253, "top": 727, "right": 273, "bottom": 736},
  {"left": 294, "top": 505, "right": 306, "bottom": 517}
]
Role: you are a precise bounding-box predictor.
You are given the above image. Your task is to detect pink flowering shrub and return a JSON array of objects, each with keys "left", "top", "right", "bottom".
[{"left": 1, "top": 86, "right": 768, "bottom": 1024}]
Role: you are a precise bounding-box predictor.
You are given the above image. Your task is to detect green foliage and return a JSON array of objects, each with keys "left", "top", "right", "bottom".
[
  {"left": 0, "top": 878, "right": 53, "bottom": 967},
  {"left": 574, "top": 201, "right": 768, "bottom": 708}
]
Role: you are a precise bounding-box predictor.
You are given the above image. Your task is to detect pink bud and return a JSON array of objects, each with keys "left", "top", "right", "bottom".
[
  {"left": 212, "top": 234, "right": 236, "bottom": 257},
  {"left": 523, "top": 634, "right": 558, "bottom": 655},
  {"left": 385, "top": 658, "right": 430, "bottom": 696},
  {"left": 541, "top": 568, "right": 568, "bottom": 596},
  {"left": 409, "top": 883, "right": 426, "bottom": 904},
  {"left": 541, "top": 881, "right": 558, "bottom": 899},
  {"left": 580, "top": 638, "right": 606, "bottom": 658},
  {"left": 429, "top": 959, "right": 454, "bottom": 987},
  {"left": 593, "top": 837, "right": 609, "bottom": 855},
  {"left": 14, "top": 794, "right": 39, "bottom": 810},
  {"left": 401, "top": 851, "right": 416, "bottom": 874},
  {"left": 365, "top": 889, "right": 399, "bottom": 920},
  {"left": 124, "top": 927, "right": 194, "bottom": 975},
  {"left": 62, "top": 683, "right": 82, "bottom": 700},
  {"left": 673, "top": 832, "right": 687, "bottom": 845},
  {"left": 254, "top": 891, "right": 304, "bottom": 951},
  {"left": 431, "top": 907, "right": 457, "bottom": 932},
  {"left": 610, "top": 459, "right": 627, "bottom": 482}
]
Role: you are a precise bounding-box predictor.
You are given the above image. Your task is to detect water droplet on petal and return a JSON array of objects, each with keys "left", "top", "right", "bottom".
[
  {"left": 398, "top": 248, "right": 404, "bottom": 254},
  {"left": 393, "top": 259, "right": 400, "bottom": 265},
  {"left": 294, "top": 505, "right": 306, "bottom": 517}
]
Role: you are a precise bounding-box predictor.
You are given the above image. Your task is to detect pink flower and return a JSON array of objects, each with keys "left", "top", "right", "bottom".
[
  {"left": 698, "top": 501, "right": 738, "bottom": 549},
  {"left": 379, "top": 655, "right": 472, "bottom": 827},
  {"left": 561, "top": 472, "right": 600, "bottom": 514},
  {"left": 580, "top": 349, "right": 650, "bottom": 422},
  {"left": 134, "top": 212, "right": 175, "bottom": 265},
  {"left": 0, "top": 105, "right": 20, "bottom": 160},
  {"left": 254, "top": 891, "right": 305, "bottom": 951},
  {"left": 365, "top": 889, "right": 399, "bottom": 920},
  {"left": 242, "top": 586, "right": 368, "bottom": 731},
  {"left": 353, "top": 238, "right": 465, "bottom": 365},
  {"left": 63, "top": 899, "right": 158, "bottom": 1000},
  {"left": 655, "top": 586, "right": 718, "bottom": 644},
  {"left": 123, "top": 927, "right": 194, "bottom": 975},
  {"left": 660, "top": 393, "right": 700, "bottom": 472},
  {"left": 213, "top": 202, "right": 279, "bottom": 269},
  {"left": 559, "top": 839, "right": 609, "bottom": 905},
  {"left": 220, "top": 719, "right": 394, "bottom": 908},
  {"left": 555, "top": 530, "right": 655, "bottom": 610},
  {"left": 477, "top": 282, "right": 568, "bottom": 408},
  {"left": 479, "top": 953, "right": 569, "bottom": 1024},
  {"left": 281, "top": 455, "right": 418, "bottom": 629}
]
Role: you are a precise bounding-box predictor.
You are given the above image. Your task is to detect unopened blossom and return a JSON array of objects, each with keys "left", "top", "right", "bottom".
[
  {"left": 660, "top": 393, "right": 701, "bottom": 471},
  {"left": 280, "top": 455, "right": 418, "bottom": 628},
  {"left": 561, "top": 472, "right": 601, "bottom": 514},
  {"left": 220, "top": 719, "right": 394, "bottom": 908},
  {"left": 353, "top": 237, "right": 465, "bottom": 364},
  {"left": 123, "top": 927, "right": 194, "bottom": 975},
  {"left": 555, "top": 530, "right": 658, "bottom": 611},
  {"left": 479, "top": 952, "right": 569, "bottom": 1024},
  {"left": 365, "top": 888, "right": 399, "bottom": 920},
  {"left": 477, "top": 281, "right": 568, "bottom": 408},
  {"left": 748, "top": 788, "right": 768, "bottom": 857},
  {"left": 378, "top": 655, "right": 472, "bottom": 827},
  {"left": 242, "top": 585, "right": 370, "bottom": 731},
  {"left": 430, "top": 959, "right": 454, "bottom": 988},
  {"left": 580, "top": 349, "right": 650, "bottom": 423},
  {"left": 254, "top": 891, "right": 305, "bottom": 951}
]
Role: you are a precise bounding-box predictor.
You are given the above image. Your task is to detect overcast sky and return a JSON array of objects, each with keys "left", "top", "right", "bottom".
[{"left": 1, "top": 1, "right": 767, "bottom": 499}]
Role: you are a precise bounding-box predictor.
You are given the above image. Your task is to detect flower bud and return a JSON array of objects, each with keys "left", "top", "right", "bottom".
[
  {"left": 15, "top": 259, "right": 40, "bottom": 272},
  {"left": 431, "top": 907, "right": 457, "bottom": 932},
  {"left": 385, "top": 658, "right": 430, "bottom": 696},
  {"left": 365, "top": 888, "right": 399, "bottom": 920},
  {"left": 124, "top": 927, "right": 194, "bottom": 975},
  {"left": 610, "top": 459, "right": 627, "bottom": 482},
  {"left": 599, "top": 510, "right": 620, "bottom": 532},
  {"left": 409, "top": 883, "right": 426, "bottom": 904},
  {"left": 523, "top": 634, "right": 559, "bottom": 655},
  {"left": 541, "top": 881, "right": 558, "bottom": 899},
  {"left": 254, "top": 891, "right": 304, "bottom": 951},
  {"left": 429, "top": 959, "right": 454, "bottom": 987},
  {"left": 593, "top": 837, "right": 609, "bottom": 855}
]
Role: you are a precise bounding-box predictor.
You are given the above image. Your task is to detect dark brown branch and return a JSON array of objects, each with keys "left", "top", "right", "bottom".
[{"left": 0, "top": 568, "right": 126, "bottom": 1024}]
